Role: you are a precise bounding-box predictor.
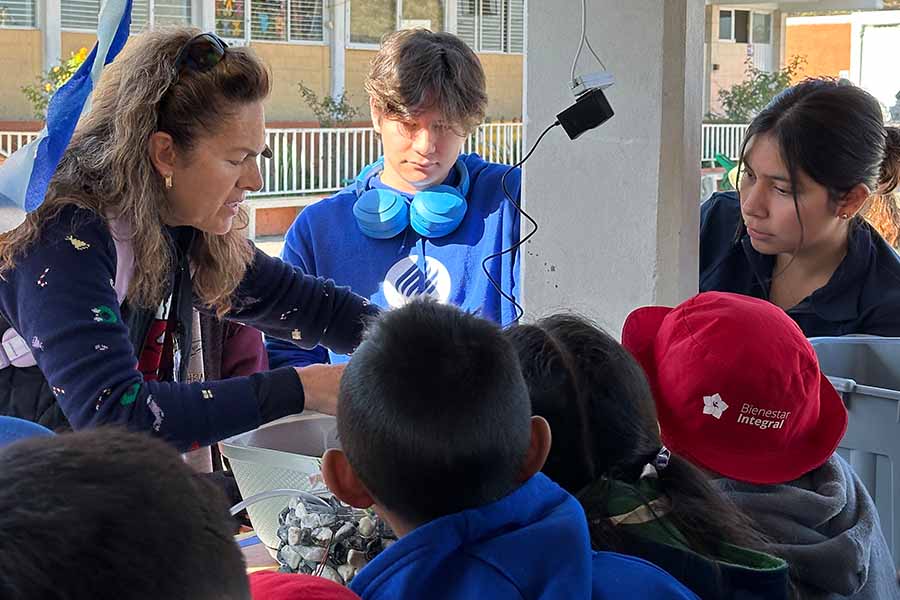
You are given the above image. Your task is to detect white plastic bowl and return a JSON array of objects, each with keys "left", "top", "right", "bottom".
[{"left": 221, "top": 412, "right": 339, "bottom": 556}]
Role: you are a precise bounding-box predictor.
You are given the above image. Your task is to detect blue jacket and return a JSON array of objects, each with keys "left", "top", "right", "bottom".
[
  {"left": 700, "top": 192, "right": 900, "bottom": 337},
  {"left": 349, "top": 473, "right": 698, "bottom": 600},
  {"left": 0, "top": 205, "right": 377, "bottom": 450},
  {"left": 268, "top": 153, "right": 520, "bottom": 368}
]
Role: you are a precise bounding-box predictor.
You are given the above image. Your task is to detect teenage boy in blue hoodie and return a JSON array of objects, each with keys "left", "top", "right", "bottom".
[
  {"left": 268, "top": 29, "right": 520, "bottom": 368},
  {"left": 321, "top": 300, "right": 698, "bottom": 599}
]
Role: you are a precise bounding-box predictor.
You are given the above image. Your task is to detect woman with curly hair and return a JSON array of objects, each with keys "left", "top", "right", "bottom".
[{"left": 0, "top": 29, "right": 377, "bottom": 451}]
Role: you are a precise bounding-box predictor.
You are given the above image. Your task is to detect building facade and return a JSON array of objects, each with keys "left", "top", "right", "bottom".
[
  {"left": 786, "top": 10, "right": 900, "bottom": 116},
  {"left": 0, "top": 0, "right": 524, "bottom": 124},
  {"left": 704, "top": 3, "right": 785, "bottom": 117}
]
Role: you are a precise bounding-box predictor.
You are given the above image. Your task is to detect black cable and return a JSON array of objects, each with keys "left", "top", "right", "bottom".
[{"left": 482, "top": 120, "right": 562, "bottom": 325}]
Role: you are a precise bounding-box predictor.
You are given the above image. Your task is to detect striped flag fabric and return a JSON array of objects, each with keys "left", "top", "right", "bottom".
[{"left": 0, "top": 0, "right": 133, "bottom": 234}]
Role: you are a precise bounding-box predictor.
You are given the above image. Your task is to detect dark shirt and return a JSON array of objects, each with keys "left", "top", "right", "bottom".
[
  {"left": 700, "top": 192, "right": 900, "bottom": 337},
  {"left": 0, "top": 205, "right": 377, "bottom": 450}
]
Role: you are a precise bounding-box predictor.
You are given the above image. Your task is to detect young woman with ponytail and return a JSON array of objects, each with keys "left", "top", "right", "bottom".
[
  {"left": 504, "top": 315, "right": 792, "bottom": 600},
  {"left": 701, "top": 78, "right": 900, "bottom": 336}
]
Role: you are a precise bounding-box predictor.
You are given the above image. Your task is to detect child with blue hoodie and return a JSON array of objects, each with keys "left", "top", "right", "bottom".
[
  {"left": 321, "top": 300, "right": 698, "bottom": 599},
  {"left": 268, "top": 29, "right": 520, "bottom": 369}
]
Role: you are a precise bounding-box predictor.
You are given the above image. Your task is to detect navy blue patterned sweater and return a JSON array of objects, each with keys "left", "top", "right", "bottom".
[{"left": 0, "top": 206, "right": 378, "bottom": 450}]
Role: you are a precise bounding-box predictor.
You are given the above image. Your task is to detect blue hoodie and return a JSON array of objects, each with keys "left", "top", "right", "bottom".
[
  {"left": 349, "top": 474, "right": 698, "bottom": 600},
  {"left": 268, "top": 153, "right": 520, "bottom": 368}
]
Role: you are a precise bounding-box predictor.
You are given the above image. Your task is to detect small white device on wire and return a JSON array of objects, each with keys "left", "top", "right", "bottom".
[
  {"left": 556, "top": 0, "right": 615, "bottom": 139},
  {"left": 484, "top": 0, "right": 616, "bottom": 320}
]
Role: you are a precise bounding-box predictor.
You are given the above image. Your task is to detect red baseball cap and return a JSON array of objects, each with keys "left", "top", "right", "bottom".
[
  {"left": 621, "top": 292, "right": 847, "bottom": 485},
  {"left": 249, "top": 571, "right": 361, "bottom": 600}
]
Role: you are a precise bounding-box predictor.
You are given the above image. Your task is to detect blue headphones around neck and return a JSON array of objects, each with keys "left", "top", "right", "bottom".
[{"left": 352, "top": 157, "right": 470, "bottom": 239}]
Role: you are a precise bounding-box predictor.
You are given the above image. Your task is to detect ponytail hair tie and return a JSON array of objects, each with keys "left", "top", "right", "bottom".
[
  {"left": 639, "top": 446, "right": 672, "bottom": 479},
  {"left": 654, "top": 446, "right": 671, "bottom": 471}
]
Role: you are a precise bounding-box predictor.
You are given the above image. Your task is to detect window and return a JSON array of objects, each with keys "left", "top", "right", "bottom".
[
  {"left": 131, "top": 0, "right": 192, "bottom": 33},
  {"left": 349, "top": 1, "right": 445, "bottom": 46},
  {"left": 62, "top": 1, "right": 100, "bottom": 30},
  {"left": 734, "top": 10, "right": 749, "bottom": 43},
  {"left": 350, "top": 0, "right": 396, "bottom": 46},
  {"left": 62, "top": 0, "right": 190, "bottom": 32},
  {"left": 0, "top": 0, "right": 35, "bottom": 28},
  {"left": 752, "top": 12, "right": 771, "bottom": 45},
  {"left": 290, "top": 0, "right": 324, "bottom": 42},
  {"left": 400, "top": 1, "right": 443, "bottom": 33},
  {"left": 457, "top": 0, "right": 522, "bottom": 53},
  {"left": 717, "top": 9, "right": 732, "bottom": 41},
  {"left": 250, "top": 0, "right": 288, "bottom": 41},
  {"left": 216, "top": 0, "right": 246, "bottom": 39},
  {"left": 718, "top": 9, "right": 752, "bottom": 44},
  {"left": 216, "top": 0, "right": 324, "bottom": 43}
]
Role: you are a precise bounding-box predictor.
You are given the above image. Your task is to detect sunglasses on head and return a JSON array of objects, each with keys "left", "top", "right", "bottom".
[
  {"left": 171, "top": 32, "right": 228, "bottom": 81},
  {"left": 165, "top": 32, "right": 273, "bottom": 160}
]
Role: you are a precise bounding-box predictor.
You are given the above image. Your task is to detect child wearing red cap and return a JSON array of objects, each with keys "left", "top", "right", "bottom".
[
  {"left": 623, "top": 291, "right": 899, "bottom": 599},
  {"left": 505, "top": 314, "right": 791, "bottom": 600}
]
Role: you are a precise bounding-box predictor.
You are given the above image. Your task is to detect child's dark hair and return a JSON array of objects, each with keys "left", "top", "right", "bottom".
[
  {"left": 737, "top": 78, "right": 900, "bottom": 246},
  {"left": 504, "top": 314, "right": 769, "bottom": 559},
  {"left": 338, "top": 300, "right": 532, "bottom": 526},
  {"left": 0, "top": 429, "right": 250, "bottom": 600}
]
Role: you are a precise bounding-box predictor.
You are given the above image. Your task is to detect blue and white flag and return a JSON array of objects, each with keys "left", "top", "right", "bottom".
[{"left": 0, "top": 0, "right": 132, "bottom": 233}]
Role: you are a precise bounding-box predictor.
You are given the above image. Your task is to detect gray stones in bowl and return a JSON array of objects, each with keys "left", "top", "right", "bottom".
[{"left": 274, "top": 494, "right": 397, "bottom": 586}]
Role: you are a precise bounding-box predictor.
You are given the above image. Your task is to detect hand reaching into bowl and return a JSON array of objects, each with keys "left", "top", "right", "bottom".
[{"left": 295, "top": 364, "right": 346, "bottom": 416}]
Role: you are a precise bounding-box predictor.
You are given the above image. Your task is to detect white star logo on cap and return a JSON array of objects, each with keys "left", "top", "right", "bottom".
[{"left": 703, "top": 394, "right": 729, "bottom": 419}]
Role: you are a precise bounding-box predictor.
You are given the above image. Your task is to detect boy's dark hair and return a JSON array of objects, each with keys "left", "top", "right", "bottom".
[
  {"left": 365, "top": 28, "right": 487, "bottom": 134},
  {"left": 505, "top": 315, "right": 771, "bottom": 559},
  {"left": 338, "top": 300, "right": 531, "bottom": 526},
  {"left": 0, "top": 429, "right": 250, "bottom": 600}
]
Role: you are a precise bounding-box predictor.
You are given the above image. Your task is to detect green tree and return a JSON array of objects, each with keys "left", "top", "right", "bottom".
[
  {"left": 713, "top": 55, "right": 806, "bottom": 123},
  {"left": 298, "top": 82, "right": 360, "bottom": 128},
  {"left": 21, "top": 47, "right": 89, "bottom": 120}
]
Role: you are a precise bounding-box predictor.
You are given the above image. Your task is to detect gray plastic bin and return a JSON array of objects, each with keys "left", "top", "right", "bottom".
[{"left": 810, "top": 337, "right": 900, "bottom": 568}]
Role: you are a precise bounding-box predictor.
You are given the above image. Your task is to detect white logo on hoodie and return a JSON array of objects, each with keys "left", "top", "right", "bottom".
[
  {"left": 703, "top": 394, "right": 729, "bottom": 419},
  {"left": 383, "top": 255, "right": 451, "bottom": 308}
]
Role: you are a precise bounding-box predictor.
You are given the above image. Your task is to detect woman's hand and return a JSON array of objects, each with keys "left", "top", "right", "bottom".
[{"left": 294, "top": 364, "right": 346, "bottom": 415}]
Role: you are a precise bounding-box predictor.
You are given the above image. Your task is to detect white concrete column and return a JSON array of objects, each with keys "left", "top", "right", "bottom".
[
  {"left": 196, "top": 0, "right": 216, "bottom": 32},
  {"left": 521, "top": 0, "right": 704, "bottom": 334},
  {"left": 778, "top": 9, "right": 787, "bottom": 68},
  {"left": 39, "top": 0, "right": 61, "bottom": 70},
  {"left": 329, "top": 0, "right": 347, "bottom": 98},
  {"left": 445, "top": 0, "right": 458, "bottom": 33}
]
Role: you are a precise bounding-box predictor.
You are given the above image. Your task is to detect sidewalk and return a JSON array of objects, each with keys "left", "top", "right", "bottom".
[{"left": 255, "top": 236, "right": 285, "bottom": 258}]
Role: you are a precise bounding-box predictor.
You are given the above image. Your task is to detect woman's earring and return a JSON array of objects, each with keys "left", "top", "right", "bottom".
[
  {"left": 840, "top": 213, "right": 850, "bottom": 220},
  {"left": 164, "top": 174, "right": 173, "bottom": 189}
]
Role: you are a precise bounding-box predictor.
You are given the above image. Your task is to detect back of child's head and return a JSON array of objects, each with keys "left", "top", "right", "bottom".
[
  {"left": 365, "top": 28, "right": 487, "bottom": 134},
  {"left": 504, "top": 314, "right": 658, "bottom": 491},
  {"left": 622, "top": 291, "right": 848, "bottom": 485},
  {"left": 338, "top": 300, "right": 532, "bottom": 526},
  {"left": 0, "top": 428, "right": 250, "bottom": 600},
  {"left": 506, "top": 313, "right": 771, "bottom": 558}
]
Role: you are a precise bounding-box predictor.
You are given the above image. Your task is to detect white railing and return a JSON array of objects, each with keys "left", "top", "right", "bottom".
[
  {"left": 0, "top": 131, "right": 40, "bottom": 159},
  {"left": 701, "top": 123, "right": 749, "bottom": 163},
  {"left": 256, "top": 122, "right": 523, "bottom": 198},
  {"left": 257, "top": 126, "right": 384, "bottom": 198},
  {"left": 0, "top": 122, "right": 523, "bottom": 198},
  {"left": 463, "top": 122, "right": 524, "bottom": 166},
  {"left": 5, "top": 123, "right": 749, "bottom": 191}
]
